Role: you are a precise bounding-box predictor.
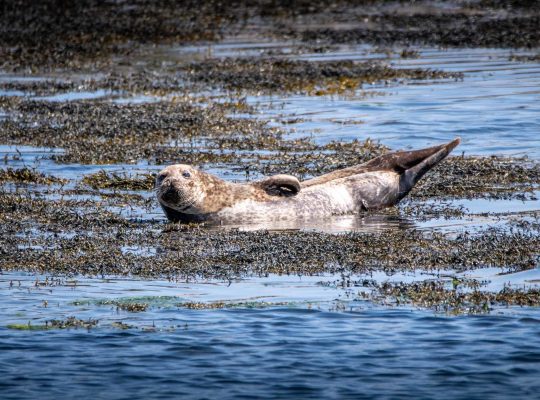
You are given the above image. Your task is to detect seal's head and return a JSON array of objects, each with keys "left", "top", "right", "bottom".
[
  {"left": 155, "top": 164, "right": 210, "bottom": 214},
  {"left": 156, "top": 164, "right": 302, "bottom": 221}
]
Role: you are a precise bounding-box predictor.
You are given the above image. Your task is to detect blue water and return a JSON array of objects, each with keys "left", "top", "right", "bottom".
[
  {"left": 1, "top": 268, "right": 540, "bottom": 399},
  {"left": 250, "top": 47, "right": 540, "bottom": 158},
  {"left": 2, "top": 309, "right": 540, "bottom": 400},
  {"left": 1, "top": 270, "right": 540, "bottom": 400},
  {"left": 2, "top": 44, "right": 540, "bottom": 399}
]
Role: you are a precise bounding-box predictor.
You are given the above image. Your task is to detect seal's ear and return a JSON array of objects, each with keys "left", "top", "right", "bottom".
[{"left": 255, "top": 174, "right": 301, "bottom": 197}]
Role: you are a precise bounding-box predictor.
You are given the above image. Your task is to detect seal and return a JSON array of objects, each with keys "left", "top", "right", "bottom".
[{"left": 156, "top": 138, "right": 461, "bottom": 223}]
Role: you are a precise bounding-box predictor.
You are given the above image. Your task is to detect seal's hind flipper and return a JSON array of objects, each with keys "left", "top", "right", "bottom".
[
  {"left": 397, "top": 137, "right": 461, "bottom": 200},
  {"left": 301, "top": 137, "right": 461, "bottom": 189},
  {"left": 363, "top": 137, "right": 461, "bottom": 173}
]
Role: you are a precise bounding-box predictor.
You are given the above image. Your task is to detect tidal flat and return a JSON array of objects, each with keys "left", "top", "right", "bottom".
[{"left": 1, "top": 1, "right": 540, "bottom": 399}]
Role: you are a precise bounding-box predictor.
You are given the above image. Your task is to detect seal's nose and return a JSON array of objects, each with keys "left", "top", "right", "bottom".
[{"left": 161, "top": 187, "right": 179, "bottom": 203}]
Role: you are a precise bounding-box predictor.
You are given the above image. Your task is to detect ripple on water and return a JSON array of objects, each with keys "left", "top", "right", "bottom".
[{"left": 1, "top": 271, "right": 540, "bottom": 398}]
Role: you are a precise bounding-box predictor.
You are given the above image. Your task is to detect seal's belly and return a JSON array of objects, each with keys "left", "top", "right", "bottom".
[{"left": 213, "top": 171, "right": 400, "bottom": 222}]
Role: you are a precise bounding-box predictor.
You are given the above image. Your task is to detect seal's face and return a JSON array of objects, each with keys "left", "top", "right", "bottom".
[{"left": 155, "top": 164, "right": 205, "bottom": 214}]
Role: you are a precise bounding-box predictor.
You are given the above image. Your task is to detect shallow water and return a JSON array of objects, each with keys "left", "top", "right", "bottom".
[
  {"left": 1, "top": 270, "right": 540, "bottom": 399},
  {"left": 253, "top": 46, "right": 540, "bottom": 158},
  {"left": 2, "top": 44, "right": 539, "bottom": 231},
  {"left": 2, "top": 43, "right": 540, "bottom": 398},
  {"left": 150, "top": 41, "right": 540, "bottom": 156}
]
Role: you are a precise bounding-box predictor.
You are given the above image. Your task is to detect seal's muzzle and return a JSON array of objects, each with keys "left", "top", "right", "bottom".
[{"left": 161, "top": 187, "right": 180, "bottom": 203}]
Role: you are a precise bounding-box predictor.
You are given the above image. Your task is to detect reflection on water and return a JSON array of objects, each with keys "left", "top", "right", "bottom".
[
  {"left": 146, "top": 42, "right": 540, "bottom": 157},
  {"left": 211, "top": 212, "right": 415, "bottom": 233},
  {"left": 252, "top": 46, "right": 540, "bottom": 158},
  {"left": 2, "top": 46, "right": 540, "bottom": 159},
  {"left": 32, "top": 89, "right": 115, "bottom": 102}
]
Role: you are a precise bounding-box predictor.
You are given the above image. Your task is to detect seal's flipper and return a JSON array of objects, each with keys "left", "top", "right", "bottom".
[
  {"left": 301, "top": 138, "right": 461, "bottom": 188},
  {"left": 255, "top": 174, "right": 301, "bottom": 197},
  {"left": 397, "top": 137, "right": 461, "bottom": 200},
  {"left": 364, "top": 137, "right": 461, "bottom": 173}
]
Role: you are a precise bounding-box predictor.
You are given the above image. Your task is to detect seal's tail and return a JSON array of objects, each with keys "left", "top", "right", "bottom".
[{"left": 397, "top": 137, "right": 461, "bottom": 200}]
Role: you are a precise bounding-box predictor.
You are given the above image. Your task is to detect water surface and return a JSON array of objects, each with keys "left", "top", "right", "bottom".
[{"left": 1, "top": 271, "right": 540, "bottom": 400}]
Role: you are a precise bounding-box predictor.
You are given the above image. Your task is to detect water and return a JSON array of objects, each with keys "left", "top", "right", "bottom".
[
  {"left": 2, "top": 46, "right": 539, "bottom": 231},
  {"left": 2, "top": 310, "right": 540, "bottom": 399},
  {"left": 2, "top": 44, "right": 540, "bottom": 398},
  {"left": 251, "top": 46, "right": 540, "bottom": 158},
  {"left": 154, "top": 41, "right": 540, "bottom": 157},
  {"left": 1, "top": 271, "right": 540, "bottom": 399}
]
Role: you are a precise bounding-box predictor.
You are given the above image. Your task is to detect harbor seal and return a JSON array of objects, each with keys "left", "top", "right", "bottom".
[{"left": 156, "top": 138, "right": 460, "bottom": 223}]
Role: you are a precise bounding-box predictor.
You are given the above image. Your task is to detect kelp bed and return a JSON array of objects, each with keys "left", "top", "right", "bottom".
[
  {"left": 1, "top": 152, "right": 539, "bottom": 314},
  {"left": 1, "top": 0, "right": 540, "bottom": 314},
  {"left": 1, "top": 0, "right": 539, "bottom": 72}
]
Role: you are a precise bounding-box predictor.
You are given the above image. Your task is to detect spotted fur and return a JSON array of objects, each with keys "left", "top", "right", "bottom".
[{"left": 156, "top": 138, "right": 460, "bottom": 223}]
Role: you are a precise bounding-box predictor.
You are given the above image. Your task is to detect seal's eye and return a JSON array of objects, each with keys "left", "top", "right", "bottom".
[{"left": 182, "top": 171, "right": 191, "bottom": 178}]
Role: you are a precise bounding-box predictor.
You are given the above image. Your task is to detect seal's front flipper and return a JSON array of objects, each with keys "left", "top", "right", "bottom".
[
  {"left": 254, "top": 174, "right": 301, "bottom": 197},
  {"left": 398, "top": 137, "right": 461, "bottom": 200}
]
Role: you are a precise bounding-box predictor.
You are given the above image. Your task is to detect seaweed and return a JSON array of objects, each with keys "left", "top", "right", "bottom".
[{"left": 0, "top": 167, "right": 67, "bottom": 185}]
